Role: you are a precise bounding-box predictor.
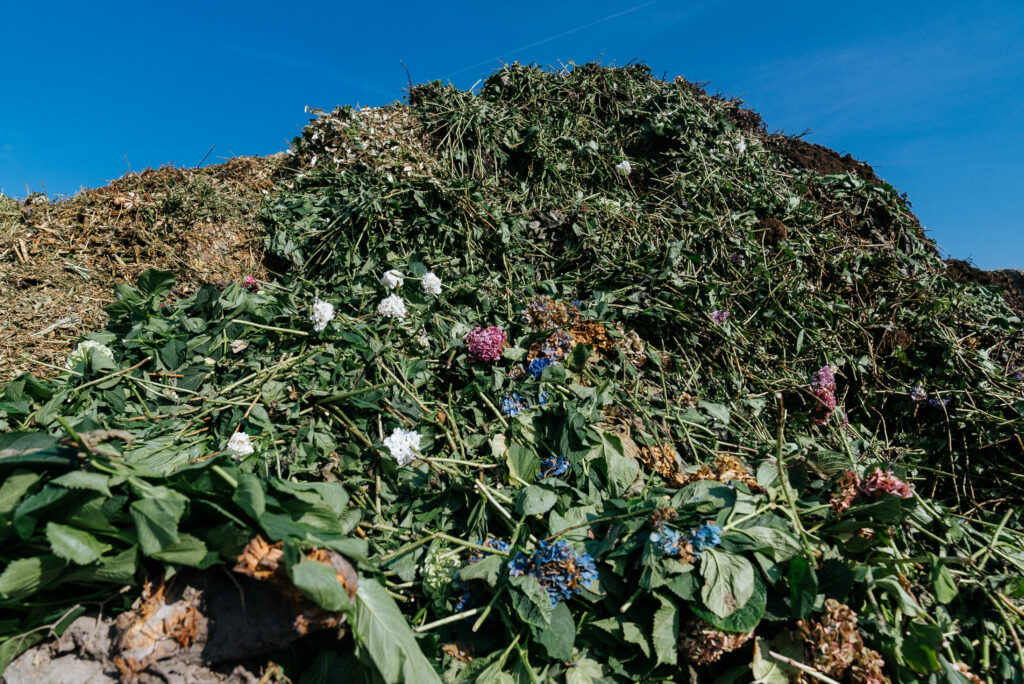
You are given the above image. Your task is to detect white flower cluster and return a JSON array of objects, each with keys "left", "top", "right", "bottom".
[
  {"left": 735, "top": 139, "right": 747, "bottom": 154},
  {"left": 615, "top": 159, "right": 632, "bottom": 176},
  {"left": 421, "top": 271, "right": 442, "bottom": 295},
  {"left": 383, "top": 427, "right": 421, "bottom": 466},
  {"left": 311, "top": 298, "right": 335, "bottom": 332},
  {"left": 381, "top": 269, "right": 404, "bottom": 289},
  {"left": 226, "top": 432, "right": 254, "bottom": 459},
  {"left": 65, "top": 340, "right": 114, "bottom": 369},
  {"left": 378, "top": 294, "right": 408, "bottom": 319}
]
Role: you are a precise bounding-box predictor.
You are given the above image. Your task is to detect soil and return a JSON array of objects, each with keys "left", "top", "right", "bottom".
[
  {"left": 2, "top": 567, "right": 349, "bottom": 684},
  {"left": 944, "top": 259, "right": 1024, "bottom": 317},
  {"left": 768, "top": 135, "right": 882, "bottom": 185}
]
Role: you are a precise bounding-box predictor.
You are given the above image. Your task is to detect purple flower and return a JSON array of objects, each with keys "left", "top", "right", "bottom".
[
  {"left": 909, "top": 386, "right": 927, "bottom": 402},
  {"left": 729, "top": 253, "right": 746, "bottom": 267},
  {"left": 710, "top": 310, "right": 730, "bottom": 325},
  {"left": 465, "top": 326, "right": 507, "bottom": 362}
]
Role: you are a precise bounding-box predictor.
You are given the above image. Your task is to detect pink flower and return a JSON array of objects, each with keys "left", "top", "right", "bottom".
[
  {"left": 810, "top": 365, "right": 838, "bottom": 425},
  {"left": 861, "top": 467, "right": 912, "bottom": 499},
  {"left": 710, "top": 310, "right": 730, "bottom": 325},
  {"left": 242, "top": 275, "right": 259, "bottom": 292},
  {"left": 465, "top": 326, "right": 507, "bottom": 363}
]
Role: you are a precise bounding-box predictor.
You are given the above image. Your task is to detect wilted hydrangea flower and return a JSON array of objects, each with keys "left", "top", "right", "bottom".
[
  {"left": 729, "top": 253, "right": 746, "bottom": 267},
  {"left": 465, "top": 326, "right": 507, "bottom": 362},
  {"left": 650, "top": 527, "right": 683, "bottom": 555},
  {"left": 539, "top": 455, "right": 569, "bottom": 479},
  {"left": 242, "top": 275, "right": 259, "bottom": 292},
  {"left": 382, "top": 427, "right": 421, "bottom": 466},
  {"left": 928, "top": 396, "right": 950, "bottom": 410},
  {"left": 685, "top": 522, "right": 722, "bottom": 554},
  {"left": 615, "top": 159, "right": 632, "bottom": 176},
  {"left": 455, "top": 537, "right": 510, "bottom": 611},
  {"left": 65, "top": 339, "right": 115, "bottom": 369},
  {"left": 908, "top": 386, "right": 928, "bottom": 402},
  {"left": 1010, "top": 367, "right": 1024, "bottom": 381},
  {"left": 508, "top": 540, "right": 597, "bottom": 605},
  {"left": 501, "top": 392, "right": 529, "bottom": 417},
  {"left": 527, "top": 357, "right": 555, "bottom": 378},
  {"left": 861, "top": 467, "right": 912, "bottom": 499},
  {"left": 377, "top": 294, "right": 408, "bottom": 319},
  {"left": 381, "top": 269, "right": 403, "bottom": 289},
  {"left": 310, "top": 298, "right": 335, "bottom": 332},
  {"left": 710, "top": 310, "right": 730, "bottom": 325},
  {"left": 421, "top": 271, "right": 442, "bottom": 295},
  {"left": 226, "top": 431, "right": 254, "bottom": 459}
]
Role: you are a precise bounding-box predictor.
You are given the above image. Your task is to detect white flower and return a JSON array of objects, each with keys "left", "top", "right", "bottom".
[
  {"left": 378, "top": 294, "right": 408, "bottom": 319},
  {"left": 226, "top": 432, "right": 254, "bottom": 459},
  {"left": 421, "top": 272, "right": 442, "bottom": 295},
  {"left": 65, "top": 340, "right": 114, "bottom": 369},
  {"left": 383, "top": 427, "right": 421, "bottom": 466},
  {"left": 615, "top": 160, "right": 632, "bottom": 176},
  {"left": 735, "top": 139, "right": 747, "bottom": 154},
  {"left": 381, "top": 269, "right": 404, "bottom": 289},
  {"left": 416, "top": 332, "right": 431, "bottom": 348},
  {"left": 311, "top": 298, "right": 335, "bottom": 332}
]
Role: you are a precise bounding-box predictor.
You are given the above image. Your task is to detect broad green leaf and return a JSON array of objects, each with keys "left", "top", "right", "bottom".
[
  {"left": 698, "top": 400, "right": 731, "bottom": 424},
  {"left": 589, "top": 429, "right": 638, "bottom": 498},
  {"left": 291, "top": 558, "right": 352, "bottom": 612},
  {"left": 130, "top": 492, "right": 187, "bottom": 555},
  {"left": 151, "top": 534, "right": 213, "bottom": 567},
  {"left": 565, "top": 657, "right": 604, "bottom": 684},
  {"left": 353, "top": 579, "right": 441, "bottom": 684},
  {"left": 691, "top": 570, "right": 767, "bottom": 632},
  {"left": 535, "top": 601, "right": 574, "bottom": 660},
  {"left": 788, "top": 556, "right": 817, "bottom": 619},
  {"left": 516, "top": 485, "right": 557, "bottom": 516},
  {"left": 737, "top": 526, "right": 801, "bottom": 562},
  {"left": 51, "top": 471, "right": 112, "bottom": 498},
  {"left": 458, "top": 554, "right": 503, "bottom": 587},
  {"left": 137, "top": 269, "right": 176, "bottom": 298},
  {"left": 701, "top": 549, "right": 755, "bottom": 619},
  {"left": 233, "top": 473, "right": 267, "bottom": 519},
  {"left": 45, "top": 522, "right": 107, "bottom": 565},
  {"left": 622, "top": 621, "right": 651, "bottom": 658},
  {"left": 0, "top": 555, "right": 66, "bottom": 599},
  {"left": 931, "top": 559, "right": 958, "bottom": 604},
  {"left": 652, "top": 598, "right": 678, "bottom": 666},
  {"left": 509, "top": 574, "right": 552, "bottom": 628},
  {"left": 0, "top": 469, "right": 41, "bottom": 515}
]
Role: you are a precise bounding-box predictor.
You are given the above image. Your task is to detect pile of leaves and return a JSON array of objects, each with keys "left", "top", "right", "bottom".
[{"left": 3, "top": 63, "right": 1024, "bottom": 683}]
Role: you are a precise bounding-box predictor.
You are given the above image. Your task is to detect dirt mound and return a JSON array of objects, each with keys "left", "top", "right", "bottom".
[
  {"left": 944, "top": 258, "right": 1024, "bottom": 316},
  {"left": 0, "top": 155, "right": 280, "bottom": 382},
  {"left": 768, "top": 134, "right": 881, "bottom": 184}
]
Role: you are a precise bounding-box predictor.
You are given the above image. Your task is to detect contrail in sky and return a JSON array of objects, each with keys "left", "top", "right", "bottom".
[{"left": 444, "top": 0, "right": 660, "bottom": 81}]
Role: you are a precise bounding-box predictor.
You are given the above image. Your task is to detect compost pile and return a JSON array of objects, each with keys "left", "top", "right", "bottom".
[{"left": 2, "top": 63, "right": 1024, "bottom": 683}]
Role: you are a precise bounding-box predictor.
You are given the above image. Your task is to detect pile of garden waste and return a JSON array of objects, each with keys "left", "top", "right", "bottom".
[{"left": 2, "top": 63, "right": 1024, "bottom": 683}]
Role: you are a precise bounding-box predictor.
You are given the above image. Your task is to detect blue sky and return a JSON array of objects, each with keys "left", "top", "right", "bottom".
[{"left": 1, "top": 1, "right": 1021, "bottom": 269}]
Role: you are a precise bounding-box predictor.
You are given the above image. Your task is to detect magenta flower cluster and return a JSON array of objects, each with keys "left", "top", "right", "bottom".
[
  {"left": 861, "top": 467, "right": 912, "bottom": 499},
  {"left": 465, "top": 326, "right": 507, "bottom": 363},
  {"left": 242, "top": 275, "right": 259, "bottom": 292},
  {"left": 810, "top": 365, "right": 837, "bottom": 426},
  {"left": 710, "top": 310, "right": 730, "bottom": 325}
]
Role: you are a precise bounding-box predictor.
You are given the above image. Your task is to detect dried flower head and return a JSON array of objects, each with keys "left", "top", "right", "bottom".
[
  {"left": 680, "top": 455, "right": 765, "bottom": 493},
  {"left": 639, "top": 442, "right": 687, "bottom": 487},
  {"left": 860, "top": 467, "right": 912, "bottom": 499},
  {"left": 508, "top": 540, "right": 596, "bottom": 605},
  {"left": 831, "top": 470, "right": 863, "bottom": 515},
  {"left": 679, "top": 618, "right": 752, "bottom": 665},
  {"left": 521, "top": 296, "right": 580, "bottom": 330},
  {"left": 798, "top": 599, "right": 889, "bottom": 683}
]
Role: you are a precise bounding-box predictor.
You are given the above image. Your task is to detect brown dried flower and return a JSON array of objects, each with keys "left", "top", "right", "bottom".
[{"left": 678, "top": 618, "right": 752, "bottom": 665}]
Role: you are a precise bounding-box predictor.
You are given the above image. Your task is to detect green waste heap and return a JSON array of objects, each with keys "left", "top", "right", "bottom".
[{"left": 2, "top": 63, "right": 1023, "bottom": 683}]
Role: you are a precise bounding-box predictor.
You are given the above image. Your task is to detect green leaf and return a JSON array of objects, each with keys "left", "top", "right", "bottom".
[
  {"left": 151, "top": 534, "right": 213, "bottom": 567},
  {"left": 51, "top": 471, "right": 112, "bottom": 497},
  {"left": 691, "top": 570, "right": 766, "bottom": 633},
  {"left": 507, "top": 443, "right": 539, "bottom": 483},
  {"left": 589, "top": 429, "right": 638, "bottom": 498},
  {"left": 508, "top": 574, "right": 552, "bottom": 628},
  {"left": 565, "top": 658, "right": 604, "bottom": 684},
  {"left": 737, "top": 526, "right": 801, "bottom": 562},
  {"left": 129, "top": 492, "right": 187, "bottom": 555},
  {"left": 291, "top": 559, "right": 352, "bottom": 612},
  {"left": 0, "top": 555, "right": 66, "bottom": 599},
  {"left": 652, "top": 598, "right": 678, "bottom": 666},
  {"left": 45, "top": 522, "right": 107, "bottom": 565},
  {"left": 137, "top": 269, "right": 176, "bottom": 298},
  {"left": 931, "top": 559, "right": 958, "bottom": 604},
  {"left": 516, "top": 485, "right": 557, "bottom": 516},
  {"left": 535, "top": 601, "right": 575, "bottom": 660},
  {"left": 788, "top": 556, "right": 818, "bottom": 619},
  {"left": 698, "top": 400, "right": 730, "bottom": 424},
  {"left": 353, "top": 579, "right": 441, "bottom": 684},
  {"left": 751, "top": 635, "right": 800, "bottom": 683},
  {"left": 233, "top": 472, "right": 267, "bottom": 519},
  {"left": 901, "top": 622, "right": 943, "bottom": 674},
  {"left": 0, "top": 469, "right": 41, "bottom": 516},
  {"left": 622, "top": 621, "right": 651, "bottom": 658},
  {"left": 458, "top": 554, "right": 503, "bottom": 588},
  {"left": 700, "top": 548, "right": 755, "bottom": 618}
]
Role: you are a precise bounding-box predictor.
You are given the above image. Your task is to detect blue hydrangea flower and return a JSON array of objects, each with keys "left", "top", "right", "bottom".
[
  {"left": 538, "top": 391, "right": 550, "bottom": 406},
  {"left": 501, "top": 393, "right": 529, "bottom": 417},
  {"left": 908, "top": 386, "right": 927, "bottom": 402},
  {"left": 685, "top": 522, "right": 722, "bottom": 554},
  {"left": 539, "top": 455, "right": 569, "bottom": 479},
  {"left": 650, "top": 527, "right": 683, "bottom": 556},
  {"left": 508, "top": 540, "right": 597, "bottom": 605},
  {"left": 928, "top": 397, "right": 950, "bottom": 410},
  {"left": 527, "top": 357, "right": 555, "bottom": 379}
]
